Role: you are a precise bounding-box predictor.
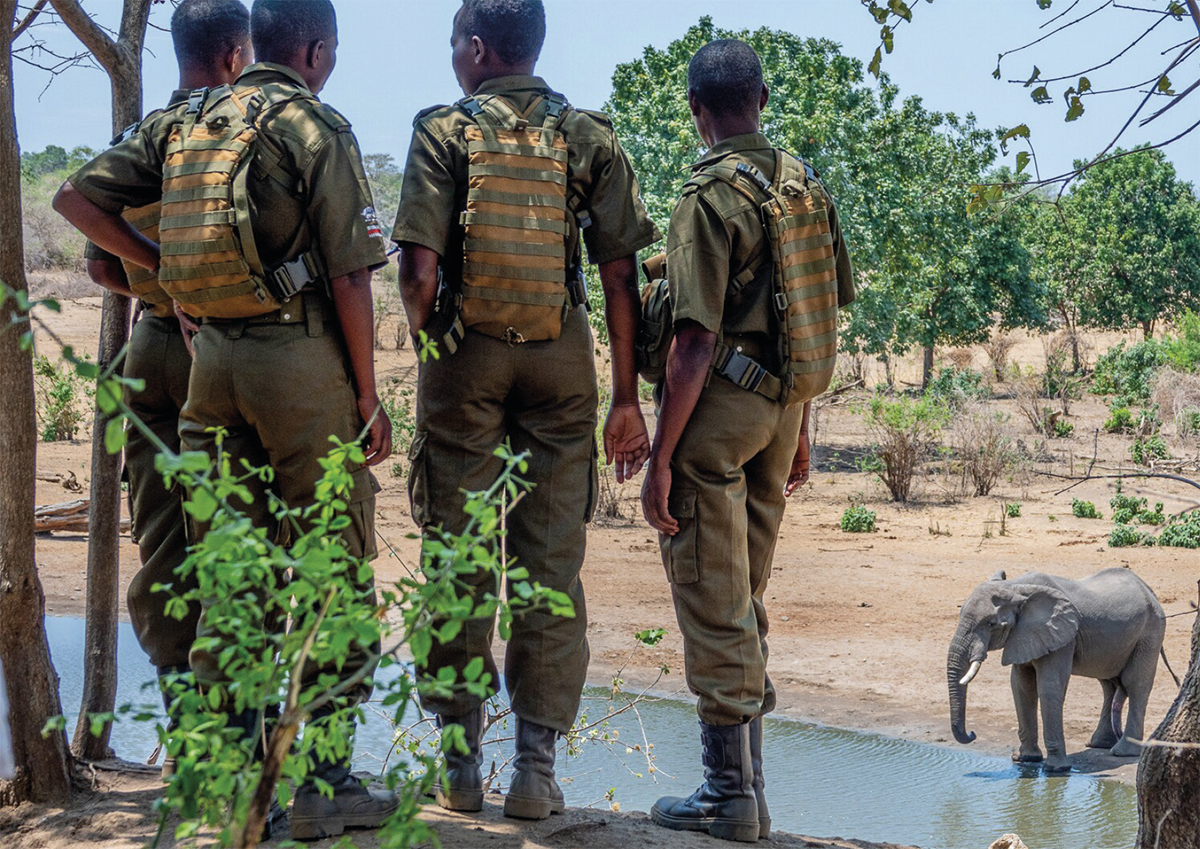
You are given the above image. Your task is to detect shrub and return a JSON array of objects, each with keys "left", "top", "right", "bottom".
[
  {"left": 1005, "top": 502, "right": 1022, "bottom": 518},
  {"left": 982, "top": 333, "right": 1017, "bottom": 382},
  {"left": 33, "top": 354, "right": 92, "bottom": 442},
  {"left": 1162, "top": 310, "right": 1200, "bottom": 372},
  {"left": 1104, "top": 406, "right": 1135, "bottom": 434},
  {"left": 948, "top": 403, "right": 1017, "bottom": 497},
  {"left": 1053, "top": 418, "right": 1075, "bottom": 438},
  {"left": 1151, "top": 368, "right": 1200, "bottom": 436},
  {"left": 861, "top": 393, "right": 950, "bottom": 503},
  {"left": 1092, "top": 340, "right": 1166, "bottom": 405},
  {"left": 1180, "top": 409, "right": 1200, "bottom": 437},
  {"left": 840, "top": 504, "right": 877, "bottom": 533},
  {"left": 1072, "top": 499, "right": 1102, "bottom": 519},
  {"left": 1109, "top": 524, "right": 1156, "bottom": 548},
  {"left": 1130, "top": 434, "right": 1170, "bottom": 466},
  {"left": 925, "top": 366, "right": 990, "bottom": 408},
  {"left": 1042, "top": 335, "right": 1083, "bottom": 416},
  {"left": 1159, "top": 512, "right": 1200, "bottom": 548}
]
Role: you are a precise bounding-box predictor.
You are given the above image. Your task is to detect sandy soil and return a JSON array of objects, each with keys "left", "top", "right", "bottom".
[{"left": 20, "top": 288, "right": 1200, "bottom": 845}]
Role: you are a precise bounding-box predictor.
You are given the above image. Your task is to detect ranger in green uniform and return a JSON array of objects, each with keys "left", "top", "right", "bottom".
[
  {"left": 54, "top": 1, "right": 397, "bottom": 839},
  {"left": 394, "top": 0, "right": 659, "bottom": 821},
  {"left": 641, "top": 41, "right": 855, "bottom": 843},
  {"left": 82, "top": 0, "right": 251, "bottom": 777}
]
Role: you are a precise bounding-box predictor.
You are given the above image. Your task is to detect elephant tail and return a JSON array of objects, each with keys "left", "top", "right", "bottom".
[
  {"left": 1161, "top": 645, "right": 1182, "bottom": 688},
  {"left": 1111, "top": 685, "right": 1126, "bottom": 741}
]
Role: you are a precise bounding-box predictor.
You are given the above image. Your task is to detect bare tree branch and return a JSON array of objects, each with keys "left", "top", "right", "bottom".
[
  {"left": 10, "top": 0, "right": 46, "bottom": 40},
  {"left": 1187, "top": 0, "right": 1200, "bottom": 37},
  {"left": 46, "top": 0, "right": 118, "bottom": 72},
  {"left": 1005, "top": 14, "right": 1172, "bottom": 85},
  {"left": 1141, "top": 72, "right": 1200, "bottom": 123}
]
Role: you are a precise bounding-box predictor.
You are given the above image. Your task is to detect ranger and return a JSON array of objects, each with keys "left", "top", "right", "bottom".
[
  {"left": 393, "top": 0, "right": 660, "bottom": 821},
  {"left": 54, "top": 1, "right": 396, "bottom": 839},
  {"left": 81, "top": 0, "right": 252, "bottom": 780},
  {"left": 641, "top": 40, "right": 856, "bottom": 843}
]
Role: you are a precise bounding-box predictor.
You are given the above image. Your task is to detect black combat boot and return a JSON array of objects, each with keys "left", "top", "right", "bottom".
[
  {"left": 749, "top": 716, "right": 770, "bottom": 839},
  {"left": 650, "top": 721, "right": 759, "bottom": 843},
  {"left": 291, "top": 754, "right": 400, "bottom": 841},
  {"left": 433, "top": 707, "right": 485, "bottom": 811},
  {"left": 503, "top": 717, "right": 564, "bottom": 820}
]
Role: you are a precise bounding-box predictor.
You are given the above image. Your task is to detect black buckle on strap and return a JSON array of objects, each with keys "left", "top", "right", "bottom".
[
  {"left": 716, "top": 347, "right": 767, "bottom": 392},
  {"left": 271, "top": 254, "right": 318, "bottom": 300}
]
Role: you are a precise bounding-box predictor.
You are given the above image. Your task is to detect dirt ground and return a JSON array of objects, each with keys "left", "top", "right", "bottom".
[{"left": 20, "top": 287, "right": 1200, "bottom": 846}]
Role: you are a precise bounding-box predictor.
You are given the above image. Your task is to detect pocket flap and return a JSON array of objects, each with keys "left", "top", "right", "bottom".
[{"left": 667, "top": 489, "right": 696, "bottom": 520}]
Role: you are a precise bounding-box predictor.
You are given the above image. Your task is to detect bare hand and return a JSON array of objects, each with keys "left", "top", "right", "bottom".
[
  {"left": 358, "top": 395, "right": 393, "bottom": 466},
  {"left": 603, "top": 402, "right": 650, "bottom": 484},
  {"left": 173, "top": 301, "right": 199, "bottom": 358},
  {"left": 641, "top": 461, "right": 679, "bottom": 536},
  {"left": 785, "top": 432, "right": 810, "bottom": 497}
]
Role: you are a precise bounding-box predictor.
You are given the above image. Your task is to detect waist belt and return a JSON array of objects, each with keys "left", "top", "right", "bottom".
[
  {"left": 712, "top": 344, "right": 785, "bottom": 402},
  {"left": 201, "top": 289, "right": 330, "bottom": 330}
]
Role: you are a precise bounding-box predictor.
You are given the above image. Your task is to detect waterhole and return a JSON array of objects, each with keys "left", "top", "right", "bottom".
[{"left": 45, "top": 617, "right": 1137, "bottom": 849}]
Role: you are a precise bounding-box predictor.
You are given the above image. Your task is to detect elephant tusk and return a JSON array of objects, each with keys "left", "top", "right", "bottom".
[{"left": 960, "top": 660, "right": 982, "bottom": 686}]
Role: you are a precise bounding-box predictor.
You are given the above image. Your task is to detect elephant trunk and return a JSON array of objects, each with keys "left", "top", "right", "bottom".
[{"left": 948, "top": 631, "right": 981, "bottom": 745}]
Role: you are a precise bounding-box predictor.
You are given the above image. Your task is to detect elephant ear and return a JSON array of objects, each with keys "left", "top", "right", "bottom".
[{"left": 1002, "top": 585, "right": 1081, "bottom": 666}]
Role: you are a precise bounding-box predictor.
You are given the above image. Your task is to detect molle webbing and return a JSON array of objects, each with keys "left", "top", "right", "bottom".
[
  {"left": 457, "top": 93, "right": 571, "bottom": 343},
  {"left": 119, "top": 202, "right": 173, "bottom": 318},
  {"left": 157, "top": 84, "right": 306, "bottom": 319}
]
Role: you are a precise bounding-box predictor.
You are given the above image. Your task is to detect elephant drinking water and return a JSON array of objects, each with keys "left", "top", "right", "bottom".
[{"left": 947, "top": 568, "right": 1166, "bottom": 772}]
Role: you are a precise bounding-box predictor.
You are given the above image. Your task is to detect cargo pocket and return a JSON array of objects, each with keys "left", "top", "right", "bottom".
[
  {"left": 407, "top": 430, "right": 431, "bottom": 527},
  {"left": 348, "top": 467, "right": 379, "bottom": 561},
  {"left": 660, "top": 488, "right": 699, "bottom": 584},
  {"left": 585, "top": 438, "right": 600, "bottom": 524}
]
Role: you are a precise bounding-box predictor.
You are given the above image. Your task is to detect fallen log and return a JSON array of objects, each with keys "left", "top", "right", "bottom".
[{"left": 34, "top": 499, "right": 129, "bottom": 535}]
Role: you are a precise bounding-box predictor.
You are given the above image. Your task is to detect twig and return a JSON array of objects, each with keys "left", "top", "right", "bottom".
[{"left": 11, "top": 0, "right": 46, "bottom": 39}]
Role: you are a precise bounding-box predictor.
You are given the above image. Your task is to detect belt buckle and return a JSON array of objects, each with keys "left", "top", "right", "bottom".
[{"left": 737, "top": 356, "right": 767, "bottom": 392}]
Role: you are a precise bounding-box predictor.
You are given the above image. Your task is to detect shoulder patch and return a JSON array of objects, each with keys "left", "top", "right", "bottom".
[
  {"left": 413, "top": 103, "right": 452, "bottom": 127},
  {"left": 576, "top": 108, "right": 613, "bottom": 128},
  {"left": 311, "top": 102, "right": 352, "bottom": 132}
]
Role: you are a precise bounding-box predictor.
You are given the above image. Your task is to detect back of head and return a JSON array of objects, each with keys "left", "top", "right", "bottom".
[
  {"left": 251, "top": 0, "right": 336, "bottom": 64},
  {"left": 688, "top": 39, "right": 764, "bottom": 118},
  {"left": 454, "top": 0, "right": 546, "bottom": 65},
  {"left": 171, "top": 0, "right": 250, "bottom": 72}
]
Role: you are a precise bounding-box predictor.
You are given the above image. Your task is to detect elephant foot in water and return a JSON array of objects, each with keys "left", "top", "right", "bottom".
[
  {"left": 1043, "top": 755, "right": 1072, "bottom": 773},
  {"left": 1110, "top": 738, "right": 1142, "bottom": 758},
  {"left": 1012, "top": 750, "right": 1044, "bottom": 764}
]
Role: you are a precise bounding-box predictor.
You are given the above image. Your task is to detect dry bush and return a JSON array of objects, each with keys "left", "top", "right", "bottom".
[
  {"left": 949, "top": 402, "right": 1018, "bottom": 497},
  {"left": 1152, "top": 368, "right": 1200, "bottom": 436},
  {"left": 373, "top": 289, "right": 409, "bottom": 350},
  {"left": 1041, "top": 332, "right": 1084, "bottom": 417},
  {"left": 947, "top": 348, "right": 975, "bottom": 371},
  {"left": 981, "top": 333, "right": 1017, "bottom": 382},
  {"left": 1013, "top": 374, "right": 1056, "bottom": 436},
  {"left": 835, "top": 352, "right": 867, "bottom": 387},
  {"left": 862, "top": 394, "right": 950, "bottom": 503},
  {"left": 23, "top": 175, "right": 87, "bottom": 273},
  {"left": 26, "top": 270, "right": 96, "bottom": 300}
]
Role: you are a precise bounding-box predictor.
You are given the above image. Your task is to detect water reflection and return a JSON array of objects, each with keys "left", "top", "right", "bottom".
[{"left": 45, "top": 617, "right": 1136, "bottom": 849}]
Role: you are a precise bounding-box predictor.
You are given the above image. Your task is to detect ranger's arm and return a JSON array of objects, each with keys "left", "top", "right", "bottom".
[
  {"left": 398, "top": 244, "right": 440, "bottom": 343},
  {"left": 86, "top": 257, "right": 134, "bottom": 298},
  {"left": 599, "top": 255, "right": 649, "bottom": 483}
]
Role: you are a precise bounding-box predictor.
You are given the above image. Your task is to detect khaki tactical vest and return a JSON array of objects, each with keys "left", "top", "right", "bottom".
[
  {"left": 455, "top": 93, "right": 576, "bottom": 344},
  {"left": 119, "top": 202, "right": 173, "bottom": 318},
  {"left": 158, "top": 85, "right": 319, "bottom": 319},
  {"left": 640, "top": 150, "right": 839, "bottom": 408},
  {"left": 636, "top": 252, "right": 671, "bottom": 385}
]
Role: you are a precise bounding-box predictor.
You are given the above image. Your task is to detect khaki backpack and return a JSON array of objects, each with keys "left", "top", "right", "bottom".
[
  {"left": 635, "top": 252, "right": 670, "bottom": 384},
  {"left": 158, "top": 85, "right": 320, "bottom": 319},
  {"left": 119, "top": 202, "right": 173, "bottom": 318},
  {"left": 454, "top": 93, "right": 580, "bottom": 344},
  {"left": 638, "top": 151, "right": 839, "bottom": 407}
]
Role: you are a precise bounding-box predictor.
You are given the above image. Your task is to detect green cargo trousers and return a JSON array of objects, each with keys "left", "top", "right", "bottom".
[
  {"left": 660, "top": 377, "right": 803, "bottom": 726},
  {"left": 123, "top": 314, "right": 198, "bottom": 672},
  {"left": 408, "top": 305, "right": 598, "bottom": 733},
  {"left": 178, "top": 296, "right": 379, "bottom": 695}
]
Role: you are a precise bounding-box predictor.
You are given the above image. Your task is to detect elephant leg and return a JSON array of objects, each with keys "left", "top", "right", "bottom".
[
  {"left": 1112, "top": 636, "right": 1161, "bottom": 758},
  {"left": 1087, "top": 679, "right": 1119, "bottom": 749},
  {"left": 1036, "top": 648, "right": 1073, "bottom": 773},
  {"left": 1011, "top": 665, "right": 1042, "bottom": 763}
]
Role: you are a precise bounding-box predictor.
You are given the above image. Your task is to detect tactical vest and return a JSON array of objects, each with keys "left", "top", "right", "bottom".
[
  {"left": 118, "top": 202, "right": 173, "bottom": 318},
  {"left": 158, "top": 85, "right": 322, "bottom": 319},
  {"left": 635, "top": 252, "right": 671, "bottom": 385},
  {"left": 453, "top": 93, "right": 580, "bottom": 345},
  {"left": 638, "top": 150, "right": 839, "bottom": 408}
]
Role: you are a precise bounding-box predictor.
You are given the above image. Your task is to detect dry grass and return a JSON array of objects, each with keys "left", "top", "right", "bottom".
[
  {"left": 981, "top": 332, "right": 1017, "bottom": 382},
  {"left": 949, "top": 402, "right": 1019, "bottom": 497},
  {"left": 27, "top": 270, "right": 96, "bottom": 301},
  {"left": 1153, "top": 368, "right": 1200, "bottom": 437},
  {"left": 947, "top": 347, "right": 975, "bottom": 371}
]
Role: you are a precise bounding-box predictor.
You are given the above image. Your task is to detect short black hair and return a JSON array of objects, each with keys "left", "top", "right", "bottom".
[
  {"left": 454, "top": 0, "right": 546, "bottom": 65},
  {"left": 250, "top": 0, "right": 337, "bottom": 63},
  {"left": 688, "top": 39, "right": 764, "bottom": 118},
  {"left": 171, "top": 0, "right": 250, "bottom": 70}
]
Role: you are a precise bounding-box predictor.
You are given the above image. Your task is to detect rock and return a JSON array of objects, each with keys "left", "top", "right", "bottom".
[{"left": 988, "top": 835, "right": 1030, "bottom": 849}]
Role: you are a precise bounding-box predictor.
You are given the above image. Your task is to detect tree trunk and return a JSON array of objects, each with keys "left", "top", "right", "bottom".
[
  {"left": 0, "top": 0, "right": 73, "bottom": 804},
  {"left": 1142, "top": 319, "right": 1154, "bottom": 340},
  {"left": 59, "top": 0, "right": 150, "bottom": 761},
  {"left": 1136, "top": 594, "right": 1200, "bottom": 848},
  {"left": 922, "top": 345, "right": 935, "bottom": 390}
]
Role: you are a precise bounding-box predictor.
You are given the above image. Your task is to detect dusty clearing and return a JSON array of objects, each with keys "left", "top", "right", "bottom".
[{"left": 21, "top": 287, "right": 1200, "bottom": 845}]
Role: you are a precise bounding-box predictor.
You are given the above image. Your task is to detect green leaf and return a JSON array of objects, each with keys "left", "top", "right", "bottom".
[
  {"left": 1065, "top": 96, "right": 1084, "bottom": 122},
  {"left": 1030, "top": 85, "right": 1051, "bottom": 104},
  {"left": 95, "top": 379, "right": 122, "bottom": 415},
  {"left": 104, "top": 417, "right": 127, "bottom": 454},
  {"left": 184, "top": 488, "right": 218, "bottom": 523},
  {"left": 868, "top": 47, "right": 882, "bottom": 78},
  {"left": 999, "top": 124, "right": 1030, "bottom": 152},
  {"left": 1157, "top": 75, "right": 1173, "bottom": 94},
  {"left": 1016, "top": 151, "right": 1030, "bottom": 174},
  {"left": 464, "top": 656, "right": 485, "bottom": 682},
  {"left": 1077, "top": 76, "right": 1091, "bottom": 94}
]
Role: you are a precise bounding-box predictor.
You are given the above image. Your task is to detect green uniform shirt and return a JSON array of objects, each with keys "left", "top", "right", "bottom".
[
  {"left": 392, "top": 74, "right": 660, "bottom": 277},
  {"left": 667, "top": 133, "right": 855, "bottom": 360},
  {"left": 69, "top": 63, "right": 386, "bottom": 282}
]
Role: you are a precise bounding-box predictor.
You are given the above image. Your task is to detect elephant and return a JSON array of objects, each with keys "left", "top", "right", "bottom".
[{"left": 947, "top": 568, "right": 1166, "bottom": 772}]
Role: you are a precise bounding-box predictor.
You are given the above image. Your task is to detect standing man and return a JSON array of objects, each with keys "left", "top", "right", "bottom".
[
  {"left": 81, "top": 0, "right": 252, "bottom": 778},
  {"left": 394, "top": 0, "right": 659, "bottom": 821},
  {"left": 54, "top": 1, "right": 396, "bottom": 839},
  {"left": 641, "top": 40, "right": 855, "bottom": 843}
]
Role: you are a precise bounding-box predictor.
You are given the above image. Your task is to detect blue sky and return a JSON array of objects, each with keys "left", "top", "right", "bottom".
[{"left": 13, "top": 0, "right": 1199, "bottom": 185}]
